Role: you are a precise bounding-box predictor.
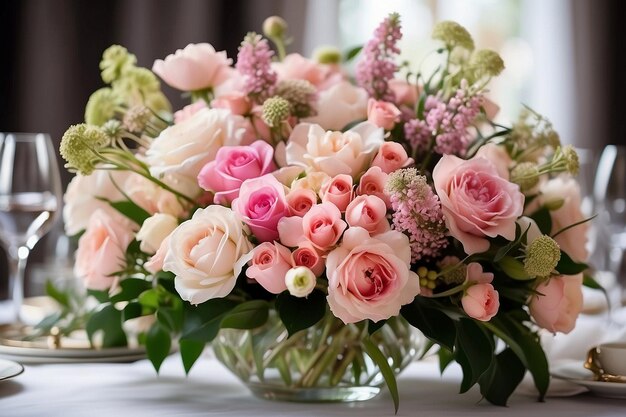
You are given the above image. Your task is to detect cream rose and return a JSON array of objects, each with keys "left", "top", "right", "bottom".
[
  {"left": 285, "top": 122, "right": 384, "bottom": 178},
  {"left": 146, "top": 108, "right": 247, "bottom": 192},
  {"left": 529, "top": 274, "right": 583, "bottom": 333},
  {"left": 136, "top": 213, "right": 178, "bottom": 254},
  {"left": 163, "top": 206, "right": 253, "bottom": 304},
  {"left": 303, "top": 81, "right": 368, "bottom": 130}
]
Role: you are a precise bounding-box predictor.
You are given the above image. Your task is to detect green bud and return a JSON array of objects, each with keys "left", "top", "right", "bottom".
[
  {"left": 100, "top": 45, "right": 137, "bottom": 84},
  {"left": 85, "top": 88, "right": 122, "bottom": 126},
  {"left": 313, "top": 46, "right": 342, "bottom": 64},
  {"left": 498, "top": 256, "right": 530, "bottom": 280},
  {"left": 470, "top": 49, "right": 505, "bottom": 78},
  {"left": 263, "top": 16, "right": 288, "bottom": 40},
  {"left": 262, "top": 96, "right": 291, "bottom": 128},
  {"left": 417, "top": 266, "right": 428, "bottom": 278},
  {"left": 544, "top": 198, "right": 565, "bottom": 211},
  {"left": 510, "top": 162, "right": 540, "bottom": 192},
  {"left": 524, "top": 235, "right": 561, "bottom": 278},
  {"left": 59, "top": 124, "right": 109, "bottom": 175},
  {"left": 275, "top": 79, "right": 317, "bottom": 118},
  {"left": 432, "top": 21, "right": 474, "bottom": 51}
]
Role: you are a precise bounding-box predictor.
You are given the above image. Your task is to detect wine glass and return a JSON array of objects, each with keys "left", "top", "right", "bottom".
[
  {"left": 0, "top": 133, "right": 62, "bottom": 322},
  {"left": 593, "top": 145, "right": 626, "bottom": 303}
]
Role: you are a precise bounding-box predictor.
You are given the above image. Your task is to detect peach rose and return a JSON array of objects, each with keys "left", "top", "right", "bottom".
[
  {"left": 461, "top": 283, "right": 499, "bottom": 321},
  {"left": 303, "top": 81, "right": 368, "bottom": 130},
  {"left": 345, "top": 195, "right": 390, "bottom": 235},
  {"left": 326, "top": 227, "right": 420, "bottom": 323},
  {"left": 292, "top": 242, "right": 325, "bottom": 276},
  {"left": 245, "top": 242, "right": 292, "bottom": 294},
  {"left": 286, "top": 188, "right": 318, "bottom": 217},
  {"left": 273, "top": 53, "right": 342, "bottom": 90},
  {"left": 319, "top": 174, "right": 353, "bottom": 212},
  {"left": 475, "top": 143, "right": 513, "bottom": 180},
  {"left": 372, "top": 142, "right": 414, "bottom": 174},
  {"left": 152, "top": 43, "right": 232, "bottom": 91},
  {"left": 174, "top": 101, "right": 207, "bottom": 124},
  {"left": 278, "top": 202, "right": 347, "bottom": 251},
  {"left": 285, "top": 122, "right": 384, "bottom": 177},
  {"left": 74, "top": 209, "right": 136, "bottom": 290},
  {"left": 356, "top": 166, "right": 391, "bottom": 208},
  {"left": 147, "top": 108, "right": 247, "bottom": 193},
  {"left": 433, "top": 155, "right": 524, "bottom": 254},
  {"left": 367, "top": 99, "right": 401, "bottom": 130},
  {"left": 529, "top": 274, "right": 583, "bottom": 333},
  {"left": 389, "top": 79, "right": 419, "bottom": 107},
  {"left": 163, "top": 206, "right": 253, "bottom": 304},
  {"left": 212, "top": 92, "right": 252, "bottom": 116}
]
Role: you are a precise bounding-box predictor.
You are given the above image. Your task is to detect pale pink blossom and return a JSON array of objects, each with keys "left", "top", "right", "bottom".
[
  {"left": 292, "top": 242, "right": 325, "bottom": 276},
  {"left": 461, "top": 283, "right": 499, "bottom": 321},
  {"left": 530, "top": 274, "right": 583, "bottom": 334},
  {"left": 367, "top": 99, "right": 401, "bottom": 130},
  {"left": 319, "top": 174, "right": 353, "bottom": 212},
  {"left": 174, "top": 101, "right": 207, "bottom": 124},
  {"left": 245, "top": 242, "right": 292, "bottom": 294},
  {"left": 357, "top": 166, "right": 391, "bottom": 208},
  {"left": 372, "top": 142, "right": 413, "bottom": 174},
  {"left": 273, "top": 53, "right": 343, "bottom": 90},
  {"left": 345, "top": 195, "right": 390, "bottom": 235},
  {"left": 303, "top": 81, "right": 369, "bottom": 130},
  {"left": 211, "top": 92, "right": 252, "bottom": 116},
  {"left": 286, "top": 188, "right": 318, "bottom": 217},
  {"left": 278, "top": 202, "right": 347, "bottom": 251},
  {"left": 389, "top": 79, "right": 419, "bottom": 107}
]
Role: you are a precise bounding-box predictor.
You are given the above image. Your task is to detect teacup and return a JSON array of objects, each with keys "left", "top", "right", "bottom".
[{"left": 585, "top": 343, "right": 626, "bottom": 382}]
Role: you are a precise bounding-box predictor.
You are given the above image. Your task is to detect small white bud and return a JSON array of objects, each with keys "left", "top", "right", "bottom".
[{"left": 285, "top": 266, "right": 316, "bottom": 298}]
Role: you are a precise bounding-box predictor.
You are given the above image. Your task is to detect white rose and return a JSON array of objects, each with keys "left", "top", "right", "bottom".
[
  {"left": 163, "top": 206, "right": 253, "bottom": 304},
  {"left": 146, "top": 108, "right": 247, "bottom": 192},
  {"left": 285, "top": 122, "right": 384, "bottom": 178},
  {"left": 63, "top": 170, "right": 130, "bottom": 236},
  {"left": 136, "top": 213, "right": 178, "bottom": 254},
  {"left": 285, "top": 266, "right": 316, "bottom": 298},
  {"left": 304, "top": 81, "right": 368, "bottom": 130}
]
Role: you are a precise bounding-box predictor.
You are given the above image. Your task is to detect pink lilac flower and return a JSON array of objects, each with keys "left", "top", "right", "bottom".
[
  {"left": 236, "top": 33, "right": 277, "bottom": 103},
  {"left": 356, "top": 13, "right": 402, "bottom": 102},
  {"left": 385, "top": 168, "right": 448, "bottom": 262}
]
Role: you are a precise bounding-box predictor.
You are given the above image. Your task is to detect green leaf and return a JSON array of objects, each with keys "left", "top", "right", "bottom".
[
  {"left": 497, "top": 256, "right": 531, "bottom": 280},
  {"left": 35, "top": 311, "right": 63, "bottom": 332},
  {"left": 455, "top": 319, "right": 494, "bottom": 393},
  {"left": 86, "top": 304, "right": 128, "bottom": 348},
  {"left": 45, "top": 281, "right": 69, "bottom": 308},
  {"left": 110, "top": 278, "right": 152, "bottom": 303},
  {"left": 275, "top": 290, "right": 326, "bottom": 337},
  {"left": 88, "top": 289, "right": 110, "bottom": 303},
  {"left": 146, "top": 322, "right": 171, "bottom": 372},
  {"left": 494, "top": 223, "right": 527, "bottom": 262},
  {"left": 530, "top": 206, "right": 552, "bottom": 235},
  {"left": 583, "top": 274, "right": 611, "bottom": 310},
  {"left": 479, "top": 347, "right": 526, "bottom": 406},
  {"left": 106, "top": 200, "right": 151, "bottom": 226},
  {"left": 179, "top": 339, "right": 205, "bottom": 374},
  {"left": 363, "top": 338, "right": 400, "bottom": 414},
  {"left": 343, "top": 45, "right": 363, "bottom": 62},
  {"left": 221, "top": 300, "right": 269, "bottom": 330},
  {"left": 138, "top": 289, "right": 160, "bottom": 310},
  {"left": 438, "top": 347, "right": 454, "bottom": 374},
  {"left": 180, "top": 299, "right": 237, "bottom": 343},
  {"left": 401, "top": 297, "right": 456, "bottom": 351},
  {"left": 368, "top": 319, "right": 387, "bottom": 335},
  {"left": 122, "top": 302, "right": 143, "bottom": 321},
  {"left": 556, "top": 251, "right": 589, "bottom": 275}
]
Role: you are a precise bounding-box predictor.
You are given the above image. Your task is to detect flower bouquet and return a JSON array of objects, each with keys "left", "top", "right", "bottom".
[{"left": 57, "top": 13, "right": 596, "bottom": 411}]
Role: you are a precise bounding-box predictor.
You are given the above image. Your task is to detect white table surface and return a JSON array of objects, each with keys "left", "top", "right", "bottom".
[{"left": 2, "top": 302, "right": 626, "bottom": 416}]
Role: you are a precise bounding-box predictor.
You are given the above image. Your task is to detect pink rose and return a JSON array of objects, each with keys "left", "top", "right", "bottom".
[
  {"left": 357, "top": 166, "right": 391, "bottom": 208},
  {"left": 273, "top": 53, "right": 342, "bottom": 90},
  {"left": 461, "top": 283, "right": 499, "bottom": 321},
  {"left": 345, "top": 195, "right": 390, "bottom": 235},
  {"left": 232, "top": 174, "right": 289, "bottom": 242},
  {"left": 245, "top": 242, "right": 292, "bottom": 294},
  {"left": 197, "top": 140, "right": 276, "bottom": 205},
  {"left": 389, "top": 79, "right": 419, "bottom": 106},
  {"left": 372, "top": 142, "right": 414, "bottom": 174},
  {"left": 433, "top": 155, "right": 524, "bottom": 255},
  {"left": 174, "top": 101, "right": 208, "bottom": 124},
  {"left": 292, "top": 242, "right": 325, "bottom": 277},
  {"left": 319, "top": 174, "right": 353, "bottom": 212},
  {"left": 74, "top": 209, "right": 136, "bottom": 290},
  {"left": 475, "top": 143, "right": 512, "bottom": 180},
  {"left": 286, "top": 188, "right": 318, "bottom": 217},
  {"left": 326, "top": 227, "right": 420, "bottom": 323},
  {"left": 145, "top": 235, "right": 170, "bottom": 274},
  {"left": 278, "top": 202, "right": 347, "bottom": 251},
  {"left": 529, "top": 274, "right": 583, "bottom": 334},
  {"left": 152, "top": 43, "right": 232, "bottom": 91},
  {"left": 212, "top": 92, "right": 252, "bottom": 116},
  {"left": 367, "top": 99, "right": 401, "bottom": 130}
]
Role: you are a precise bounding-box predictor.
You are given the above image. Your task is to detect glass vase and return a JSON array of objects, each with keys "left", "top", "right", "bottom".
[{"left": 212, "top": 310, "right": 420, "bottom": 402}]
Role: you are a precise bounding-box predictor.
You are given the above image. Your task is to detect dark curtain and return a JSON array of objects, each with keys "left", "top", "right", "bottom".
[{"left": 0, "top": 0, "right": 306, "bottom": 299}]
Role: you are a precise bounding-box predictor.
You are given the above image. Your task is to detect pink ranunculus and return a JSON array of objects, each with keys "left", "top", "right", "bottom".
[
  {"left": 326, "top": 227, "right": 420, "bottom": 323},
  {"left": 273, "top": 53, "right": 342, "bottom": 90},
  {"left": 152, "top": 43, "right": 232, "bottom": 91},
  {"left": 145, "top": 235, "right": 171, "bottom": 274},
  {"left": 319, "top": 174, "right": 353, "bottom": 212},
  {"left": 345, "top": 195, "right": 390, "bottom": 235},
  {"left": 367, "top": 99, "right": 402, "bottom": 130},
  {"left": 292, "top": 242, "right": 325, "bottom": 277},
  {"left": 197, "top": 140, "right": 276, "bottom": 205},
  {"left": 356, "top": 166, "right": 391, "bottom": 208},
  {"left": 174, "top": 101, "right": 207, "bottom": 124},
  {"left": 278, "top": 202, "right": 347, "bottom": 251},
  {"left": 433, "top": 155, "right": 525, "bottom": 255},
  {"left": 475, "top": 143, "right": 513, "bottom": 180},
  {"left": 389, "top": 79, "right": 419, "bottom": 107},
  {"left": 74, "top": 209, "right": 136, "bottom": 291},
  {"left": 303, "top": 81, "right": 368, "bottom": 130},
  {"left": 286, "top": 121, "right": 384, "bottom": 178},
  {"left": 461, "top": 283, "right": 499, "bottom": 321},
  {"left": 286, "top": 188, "right": 318, "bottom": 217},
  {"left": 232, "top": 174, "right": 289, "bottom": 242},
  {"left": 212, "top": 92, "right": 252, "bottom": 116},
  {"left": 530, "top": 274, "right": 583, "bottom": 334},
  {"left": 245, "top": 242, "right": 292, "bottom": 294},
  {"left": 466, "top": 262, "right": 494, "bottom": 284},
  {"left": 371, "top": 142, "right": 414, "bottom": 174}
]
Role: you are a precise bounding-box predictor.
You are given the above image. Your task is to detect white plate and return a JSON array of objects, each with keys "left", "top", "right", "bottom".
[
  {"left": 0, "top": 352, "right": 146, "bottom": 364},
  {"left": 0, "top": 358, "right": 24, "bottom": 381},
  {"left": 551, "top": 362, "right": 626, "bottom": 399}
]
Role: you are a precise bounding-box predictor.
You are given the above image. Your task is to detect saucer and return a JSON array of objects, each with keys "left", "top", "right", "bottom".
[
  {"left": 551, "top": 362, "right": 626, "bottom": 399},
  {"left": 0, "top": 358, "right": 24, "bottom": 381}
]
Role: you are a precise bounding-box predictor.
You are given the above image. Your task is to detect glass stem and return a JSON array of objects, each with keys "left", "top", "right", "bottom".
[{"left": 8, "top": 245, "right": 29, "bottom": 322}]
